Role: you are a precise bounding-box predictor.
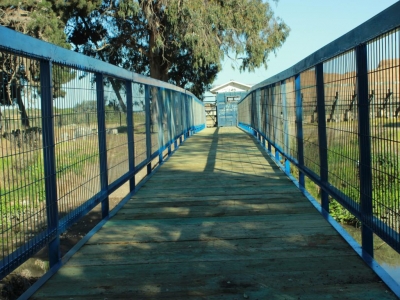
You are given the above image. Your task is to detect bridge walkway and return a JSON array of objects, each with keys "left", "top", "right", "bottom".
[{"left": 32, "top": 127, "right": 396, "bottom": 299}]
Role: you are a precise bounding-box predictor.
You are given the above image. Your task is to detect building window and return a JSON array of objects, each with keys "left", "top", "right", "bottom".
[{"left": 226, "top": 96, "right": 240, "bottom": 102}]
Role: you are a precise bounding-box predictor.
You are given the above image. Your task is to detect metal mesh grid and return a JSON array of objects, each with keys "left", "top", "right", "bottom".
[
  {"left": 53, "top": 66, "right": 100, "bottom": 222},
  {"left": 174, "top": 95, "right": 183, "bottom": 139},
  {"left": 300, "top": 68, "right": 320, "bottom": 176},
  {"left": 0, "top": 52, "right": 47, "bottom": 263},
  {"left": 283, "top": 78, "right": 297, "bottom": 161},
  {"left": 260, "top": 88, "right": 267, "bottom": 135},
  {"left": 158, "top": 89, "right": 171, "bottom": 147},
  {"left": 150, "top": 87, "right": 160, "bottom": 156},
  {"left": 323, "top": 51, "right": 360, "bottom": 210},
  {"left": 193, "top": 100, "right": 205, "bottom": 127},
  {"left": 132, "top": 83, "right": 146, "bottom": 167},
  {"left": 103, "top": 76, "right": 128, "bottom": 184},
  {"left": 367, "top": 29, "right": 400, "bottom": 236},
  {"left": 271, "top": 82, "right": 283, "bottom": 149}
]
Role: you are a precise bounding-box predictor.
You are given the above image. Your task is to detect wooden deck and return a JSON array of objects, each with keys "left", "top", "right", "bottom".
[{"left": 33, "top": 127, "right": 396, "bottom": 299}]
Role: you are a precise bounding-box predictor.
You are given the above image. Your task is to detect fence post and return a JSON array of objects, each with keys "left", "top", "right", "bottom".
[
  {"left": 40, "top": 59, "right": 60, "bottom": 268},
  {"left": 295, "top": 74, "right": 305, "bottom": 188},
  {"left": 95, "top": 73, "right": 109, "bottom": 219},
  {"left": 126, "top": 80, "right": 135, "bottom": 191},
  {"left": 356, "top": 44, "right": 374, "bottom": 257},
  {"left": 315, "top": 63, "right": 329, "bottom": 212},
  {"left": 145, "top": 85, "right": 152, "bottom": 175}
]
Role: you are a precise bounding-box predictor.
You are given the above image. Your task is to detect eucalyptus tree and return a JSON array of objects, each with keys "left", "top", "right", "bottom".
[
  {"left": 64, "top": 0, "right": 290, "bottom": 98},
  {"left": 0, "top": 0, "right": 73, "bottom": 127}
]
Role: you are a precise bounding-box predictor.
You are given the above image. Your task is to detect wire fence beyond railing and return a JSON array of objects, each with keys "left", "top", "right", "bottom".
[
  {"left": 0, "top": 26, "right": 205, "bottom": 278},
  {"left": 238, "top": 2, "right": 400, "bottom": 258}
]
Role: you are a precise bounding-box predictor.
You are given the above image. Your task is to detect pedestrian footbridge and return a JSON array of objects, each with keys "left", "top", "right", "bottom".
[{"left": 0, "top": 3, "right": 400, "bottom": 299}]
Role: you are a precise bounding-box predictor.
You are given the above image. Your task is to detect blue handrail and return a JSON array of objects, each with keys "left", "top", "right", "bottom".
[
  {"left": 238, "top": 2, "right": 400, "bottom": 293},
  {"left": 0, "top": 25, "right": 205, "bottom": 279}
]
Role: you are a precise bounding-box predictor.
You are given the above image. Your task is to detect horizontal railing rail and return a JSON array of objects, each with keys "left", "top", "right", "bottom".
[
  {"left": 238, "top": 1, "right": 400, "bottom": 261},
  {"left": 0, "top": 26, "right": 205, "bottom": 279}
]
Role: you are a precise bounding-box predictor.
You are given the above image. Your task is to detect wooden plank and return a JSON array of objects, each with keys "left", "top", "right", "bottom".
[{"left": 32, "top": 127, "right": 397, "bottom": 299}]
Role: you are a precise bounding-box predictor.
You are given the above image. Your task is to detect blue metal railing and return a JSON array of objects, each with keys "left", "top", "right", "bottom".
[
  {"left": 238, "top": 2, "right": 400, "bottom": 259},
  {"left": 0, "top": 26, "right": 205, "bottom": 278}
]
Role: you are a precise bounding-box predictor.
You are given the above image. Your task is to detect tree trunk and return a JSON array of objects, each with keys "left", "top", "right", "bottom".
[
  {"left": 16, "top": 85, "right": 30, "bottom": 128},
  {"left": 108, "top": 78, "right": 127, "bottom": 112},
  {"left": 149, "top": 31, "right": 169, "bottom": 82}
]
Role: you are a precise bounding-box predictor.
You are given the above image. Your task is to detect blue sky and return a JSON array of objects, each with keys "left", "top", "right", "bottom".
[{"left": 212, "top": 0, "right": 399, "bottom": 88}]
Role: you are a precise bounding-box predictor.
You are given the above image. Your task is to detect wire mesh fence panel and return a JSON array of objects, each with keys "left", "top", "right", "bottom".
[
  {"left": 323, "top": 51, "right": 361, "bottom": 215},
  {"left": 254, "top": 89, "right": 261, "bottom": 132},
  {"left": 161, "top": 89, "right": 169, "bottom": 147},
  {"left": 367, "top": 29, "right": 400, "bottom": 241},
  {"left": 103, "top": 76, "right": 128, "bottom": 185},
  {"left": 132, "top": 83, "right": 146, "bottom": 167},
  {"left": 0, "top": 51, "right": 48, "bottom": 269},
  {"left": 53, "top": 66, "right": 101, "bottom": 224},
  {"left": 193, "top": 99, "right": 205, "bottom": 127},
  {"left": 240, "top": 93, "right": 251, "bottom": 126},
  {"left": 300, "top": 68, "right": 320, "bottom": 177},
  {"left": 150, "top": 87, "right": 161, "bottom": 157},
  {"left": 187, "top": 98, "right": 193, "bottom": 129},
  {"left": 283, "top": 77, "right": 297, "bottom": 161},
  {"left": 174, "top": 94, "right": 183, "bottom": 140},
  {"left": 273, "top": 83, "right": 284, "bottom": 152},
  {"left": 260, "top": 88, "right": 267, "bottom": 135},
  {"left": 166, "top": 90, "right": 175, "bottom": 143}
]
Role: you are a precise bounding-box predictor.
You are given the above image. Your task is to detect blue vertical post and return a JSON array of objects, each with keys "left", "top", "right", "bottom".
[
  {"left": 295, "top": 74, "right": 305, "bottom": 188},
  {"left": 126, "top": 80, "right": 135, "bottom": 191},
  {"left": 282, "top": 80, "right": 290, "bottom": 175},
  {"left": 96, "top": 73, "right": 109, "bottom": 219},
  {"left": 40, "top": 60, "right": 60, "bottom": 268},
  {"left": 315, "top": 63, "right": 329, "bottom": 212},
  {"left": 356, "top": 44, "right": 374, "bottom": 258},
  {"left": 145, "top": 85, "right": 152, "bottom": 175}
]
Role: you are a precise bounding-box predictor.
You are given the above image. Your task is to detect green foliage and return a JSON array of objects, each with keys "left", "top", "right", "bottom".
[
  {"left": 63, "top": 0, "right": 289, "bottom": 98},
  {"left": 56, "top": 144, "right": 98, "bottom": 177},
  {"left": 0, "top": 1, "right": 76, "bottom": 126},
  {"left": 0, "top": 0, "right": 69, "bottom": 48},
  {"left": 329, "top": 199, "right": 360, "bottom": 226},
  {"left": 0, "top": 151, "right": 45, "bottom": 227}
]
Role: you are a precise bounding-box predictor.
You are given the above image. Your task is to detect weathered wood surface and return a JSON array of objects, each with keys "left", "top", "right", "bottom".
[{"left": 33, "top": 127, "right": 396, "bottom": 299}]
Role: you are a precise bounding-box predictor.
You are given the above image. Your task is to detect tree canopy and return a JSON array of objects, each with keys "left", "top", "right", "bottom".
[
  {"left": 0, "top": 1, "right": 76, "bottom": 127},
  {"left": 1, "top": 0, "right": 289, "bottom": 101},
  {"left": 63, "top": 0, "right": 289, "bottom": 98}
]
